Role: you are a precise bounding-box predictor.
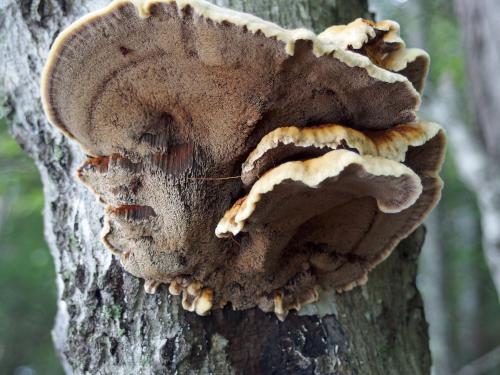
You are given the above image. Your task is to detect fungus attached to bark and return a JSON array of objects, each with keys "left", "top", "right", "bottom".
[{"left": 41, "top": 0, "right": 445, "bottom": 319}]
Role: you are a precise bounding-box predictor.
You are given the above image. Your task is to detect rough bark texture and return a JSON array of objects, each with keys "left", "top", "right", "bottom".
[
  {"left": 0, "top": 0, "right": 431, "bottom": 374},
  {"left": 453, "top": 0, "right": 500, "bottom": 300}
]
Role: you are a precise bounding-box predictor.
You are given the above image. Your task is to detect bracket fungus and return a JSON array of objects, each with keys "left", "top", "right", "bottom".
[{"left": 41, "top": 0, "right": 445, "bottom": 320}]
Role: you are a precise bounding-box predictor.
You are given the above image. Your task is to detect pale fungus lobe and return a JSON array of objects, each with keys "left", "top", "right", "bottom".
[
  {"left": 41, "top": 0, "right": 445, "bottom": 319},
  {"left": 318, "top": 18, "right": 430, "bottom": 93}
]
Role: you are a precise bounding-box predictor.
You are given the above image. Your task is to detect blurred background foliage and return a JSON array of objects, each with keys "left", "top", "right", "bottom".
[
  {"left": 0, "top": 0, "right": 499, "bottom": 374},
  {"left": 0, "top": 116, "right": 63, "bottom": 374}
]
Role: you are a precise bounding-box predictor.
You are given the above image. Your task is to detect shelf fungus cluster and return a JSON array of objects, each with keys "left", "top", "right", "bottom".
[{"left": 41, "top": 0, "right": 445, "bottom": 320}]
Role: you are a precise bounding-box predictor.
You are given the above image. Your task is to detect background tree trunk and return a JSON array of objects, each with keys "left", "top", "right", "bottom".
[
  {"left": 452, "top": 0, "right": 500, "bottom": 301},
  {"left": 0, "top": 0, "right": 431, "bottom": 373}
]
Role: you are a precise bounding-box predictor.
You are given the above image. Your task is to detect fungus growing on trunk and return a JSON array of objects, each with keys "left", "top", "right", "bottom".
[{"left": 41, "top": 0, "right": 445, "bottom": 319}]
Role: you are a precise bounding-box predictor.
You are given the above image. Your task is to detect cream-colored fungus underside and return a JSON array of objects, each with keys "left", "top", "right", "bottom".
[{"left": 41, "top": 0, "right": 445, "bottom": 319}]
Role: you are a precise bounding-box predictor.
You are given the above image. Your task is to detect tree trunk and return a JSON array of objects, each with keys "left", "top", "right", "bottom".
[
  {"left": 0, "top": 1, "right": 431, "bottom": 374},
  {"left": 453, "top": 0, "right": 500, "bottom": 300}
]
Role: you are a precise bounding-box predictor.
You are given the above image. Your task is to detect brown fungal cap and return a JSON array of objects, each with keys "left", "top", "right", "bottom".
[
  {"left": 41, "top": 0, "right": 422, "bottom": 159},
  {"left": 41, "top": 0, "right": 445, "bottom": 320}
]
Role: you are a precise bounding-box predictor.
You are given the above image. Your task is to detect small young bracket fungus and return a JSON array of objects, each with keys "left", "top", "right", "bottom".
[
  {"left": 41, "top": 0, "right": 445, "bottom": 319},
  {"left": 318, "top": 19, "right": 430, "bottom": 93}
]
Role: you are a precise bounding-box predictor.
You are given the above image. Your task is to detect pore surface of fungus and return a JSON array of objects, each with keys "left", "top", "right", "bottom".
[{"left": 42, "top": 0, "right": 445, "bottom": 319}]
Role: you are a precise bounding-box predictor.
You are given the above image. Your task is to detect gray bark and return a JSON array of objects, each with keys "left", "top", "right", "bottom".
[
  {"left": 453, "top": 0, "right": 500, "bottom": 300},
  {"left": 0, "top": 0, "right": 430, "bottom": 374},
  {"left": 419, "top": 211, "right": 452, "bottom": 375}
]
